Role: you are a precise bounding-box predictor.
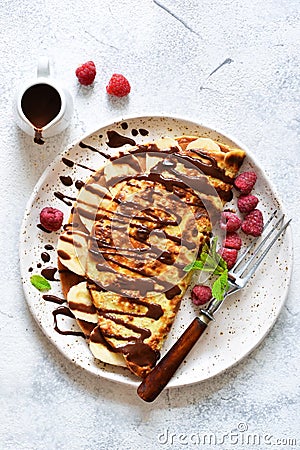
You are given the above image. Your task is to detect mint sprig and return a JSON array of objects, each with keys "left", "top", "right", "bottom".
[
  {"left": 30, "top": 274, "right": 51, "bottom": 292},
  {"left": 184, "top": 237, "right": 229, "bottom": 301},
  {"left": 212, "top": 268, "right": 229, "bottom": 300}
]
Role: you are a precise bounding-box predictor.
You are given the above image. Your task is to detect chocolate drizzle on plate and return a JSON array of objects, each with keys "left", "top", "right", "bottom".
[
  {"left": 62, "top": 157, "right": 96, "bottom": 172},
  {"left": 139, "top": 128, "right": 149, "bottom": 136},
  {"left": 41, "top": 252, "right": 50, "bottom": 263},
  {"left": 79, "top": 141, "right": 110, "bottom": 159},
  {"left": 43, "top": 294, "right": 66, "bottom": 305},
  {"left": 75, "top": 180, "right": 85, "bottom": 190},
  {"left": 54, "top": 191, "right": 76, "bottom": 206},
  {"left": 41, "top": 267, "right": 59, "bottom": 281},
  {"left": 62, "top": 157, "right": 74, "bottom": 167},
  {"left": 44, "top": 244, "right": 54, "bottom": 250},
  {"left": 52, "top": 307, "right": 85, "bottom": 338},
  {"left": 106, "top": 130, "right": 136, "bottom": 148},
  {"left": 37, "top": 224, "right": 52, "bottom": 233},
  {"left": 60, "top": 175, "right": 73, "bottom": 186}
]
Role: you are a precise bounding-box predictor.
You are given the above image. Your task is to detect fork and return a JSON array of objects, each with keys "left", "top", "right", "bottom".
[{"left": 137, "top": 210, "right": 291, "bottom": 402}]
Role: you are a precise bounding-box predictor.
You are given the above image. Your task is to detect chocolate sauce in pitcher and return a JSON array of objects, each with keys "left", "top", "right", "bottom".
[{"left": 21, "top": 83, "right": 62, "bottom": 144}]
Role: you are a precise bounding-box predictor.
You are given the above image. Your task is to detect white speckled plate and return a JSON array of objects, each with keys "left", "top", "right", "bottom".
[{"left": 19, "top": 115, "right": 293, "bottom": 388}]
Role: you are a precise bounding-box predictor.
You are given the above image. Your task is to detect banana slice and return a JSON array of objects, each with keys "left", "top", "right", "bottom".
[
  {"left": 186, "top": 137, "right": 221, "bottom": 152},
  {"left": 104, "top": 154, "right": 142, "bottom": 186},
  {"left": 154, "top": 137, "right": 179, "bottom": 150},
  {"left": 57, "top": 227, "right": 87, "bottom": 276},
  {"left": 89, "top": 330, "right": 126, "bottom": 367},
  {"left": 67, "top": 282, "right": 98, "bottom": 323},
  {"left": 67, "top": 282, "right": 126, "bottom": 367},
  {"left": 76, "top": 181, "right": 109, "bottom": 233}
]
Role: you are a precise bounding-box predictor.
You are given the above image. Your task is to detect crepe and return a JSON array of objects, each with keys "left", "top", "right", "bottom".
[{"left": 57, "top": 135, "right": 245, "bottom": 377}]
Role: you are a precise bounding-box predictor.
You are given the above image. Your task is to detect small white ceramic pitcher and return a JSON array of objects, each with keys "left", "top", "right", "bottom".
[{"left": 15, "top": 57, "right": 73, "bottom": 144}]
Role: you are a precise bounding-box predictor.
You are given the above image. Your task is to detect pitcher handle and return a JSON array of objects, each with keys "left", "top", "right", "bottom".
[{"left": 37, "top": 57, "right": 50, "bottom": 78}]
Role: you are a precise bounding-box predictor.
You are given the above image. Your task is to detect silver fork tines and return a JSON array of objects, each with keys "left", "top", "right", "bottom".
[
  {"left": 233, "top": 209, "right": 278, "bottom": 269},
  {"left": 207, "top": 211, "right": 291, "bottom": 315},
  {"left": 233, "top": 213, "right": 291, "bottom": 284}
]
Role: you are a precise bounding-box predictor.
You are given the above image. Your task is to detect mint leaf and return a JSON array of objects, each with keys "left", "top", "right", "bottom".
[
  {"left": 184, "top": 255, "right": 218, "bottom": 272},
  {"left": 212, "top": 270, "right": 229, "bottom": 301},
  {"left": 217, "top": 254, "right": 228, "bottom": 271},
  {"left": 30, "top": 275, "right": 51, "bottom": 292},
  {"left": 184, "top": 237, "right": 225, "bottom": 273},
  {"left": 184, "top": 260, "right": 205, "bottom": 271},
  {"left": 213, "top": 254, "right": 227, "bottom": 275},
  {"left": 202, "top": 253, "right": 218, "bottom": 269},
  {"left": 184, "top": 236, "right": 230, "bottom": 302}
]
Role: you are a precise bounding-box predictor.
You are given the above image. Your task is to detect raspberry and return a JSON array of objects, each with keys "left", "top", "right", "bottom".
[
  {"left": 219, "top": 247, "right": 238, "bottom": 269},
  {"left": 241, "top": 209, "right": 264, "bottom": 237},
  {"left": 191, "top": 285, "right": 212, "bottom": 306},
  {"left": 223, "top": 232, "right": 242, "bottom": 250},
  {"left": 75, "top": 61, "right": 96, "bottom": 86},
  {"left": 106, "top": 73, "right": 131, "bottom": 97},
  {"left": 220, "top": 211, "right": 242, "bottom": 232},
  {"left": 237, "top": 194, "right": 259, "bottom": 213},
  {"left": 234, "top": 171, "right": 257, "bottom": 194},
  {"left": 40, "top": 207, "right": 64, "bottom": 232}
]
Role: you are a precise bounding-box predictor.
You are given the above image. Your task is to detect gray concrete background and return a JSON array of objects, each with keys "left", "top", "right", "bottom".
[{"left": 1, "top": 0, "right": 299, "bottom": 449}]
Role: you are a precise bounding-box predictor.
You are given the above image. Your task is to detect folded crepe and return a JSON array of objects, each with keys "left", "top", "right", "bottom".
[{"left": 57, "top": 135, "right": 245, "bottom": 377}]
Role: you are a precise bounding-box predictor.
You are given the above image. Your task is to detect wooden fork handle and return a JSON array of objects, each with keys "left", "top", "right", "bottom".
[{"left": 137, "top": 313, "right": 213, "bottom": 402}]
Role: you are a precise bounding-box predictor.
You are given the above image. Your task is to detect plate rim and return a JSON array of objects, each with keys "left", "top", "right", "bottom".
[{"left": 19, "top": 114, "right": 294, "bottom": 389}]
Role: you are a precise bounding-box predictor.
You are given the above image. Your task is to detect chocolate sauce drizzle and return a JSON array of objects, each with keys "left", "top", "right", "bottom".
[
  {"left": 54, "top": 191, "right": 76, "bottom": 206},
  {"left": 41, "top": 267, "right": 59, "bottom": 281},
  {"left": 60, "top": 175, "right": 73, "bottom": 186},
  {"left": 52, "top": 307, "right": 85, "bottom": 338},
  {"left": 34, "top": 129, "right": 45, "bottom": 145},
  {"left": 62, "top": 157, "right": 74, "bottom": 167},
  {"left": 99, "top": 297, "right": 163, "bottom": 320},
  {"left": 43, "top": 294, "right": 65, "bottom": 305},
  {"left": 79, "top": 141, "right": 111, "bottom": 159},
  {"left": 62, "top": 157, "right": 96, "bottom": 172},
  {"left": 37, "top": 224, "right": 52, "bottom": 233},
  {"left": 75, "top": 180, "right": 84, "bottom": 190},
  {"left": 106, "top": 130, "right": 136, "bottom": 148},
  {"left": 57, "top": 250, "right": 71, "bottom": 260},
  {"left": 128, "top": 144, "right": 234, "bottom": 197},
  {"left": 41, "top": 252, "right": 50, "bottom": 263},
  {"left": 139, "top": 128, "right": 149, "bottom": 136}
]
